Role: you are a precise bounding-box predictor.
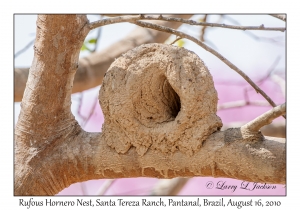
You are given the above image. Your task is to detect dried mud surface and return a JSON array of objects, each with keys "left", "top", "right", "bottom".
[{"left": 100, "top": 43, "right": 222, "bottom": 156}]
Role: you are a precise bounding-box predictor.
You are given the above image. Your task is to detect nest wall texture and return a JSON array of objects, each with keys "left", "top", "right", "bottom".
[{"left": 100, "top": 43, "right": 222, "bottom": 156}]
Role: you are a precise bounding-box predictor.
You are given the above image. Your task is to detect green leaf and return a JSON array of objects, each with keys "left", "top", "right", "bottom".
[
  {"left": 88, "top": 38, "right": 97, "bottom": 44},
  {"left": 81, "top": 43, "right": 91, "bottom": 52}
]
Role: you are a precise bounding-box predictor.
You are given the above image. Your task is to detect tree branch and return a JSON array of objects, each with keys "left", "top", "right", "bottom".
[
  {"left": 90, "top": 15, "right": 286, "bottom": 32},
  {"left": 15, "top": 15, "right": 91, "bottom": 195},
  {"left": 15, "top": 127, "right": 286, "bottom": 195},
  {"left": 89, "top": 15, "right": 142, "bottom": 30},
  {"left": 169, "top": 36, "right": 182, "bottom": 45},
  {"left": 242, "top": 103, "right": 286, "bottom": 132},
  {"left": 222, "top": 121, "right": 286, "bottom": 138},
  {"left": 199, "top": 14, "right": 208, "bottom": 42}
]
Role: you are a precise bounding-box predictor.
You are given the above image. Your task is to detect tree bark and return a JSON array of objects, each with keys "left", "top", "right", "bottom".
[
  {"left": 15, "top": 128, "right": 286, "bottom": 195},
  {"left": 15, "top": 14, "right": 90, "bottom": 195}
]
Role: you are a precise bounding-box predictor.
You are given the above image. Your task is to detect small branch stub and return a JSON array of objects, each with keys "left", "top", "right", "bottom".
[
  {"left": 242, "top": 103, "right": 286, "bottom": 133},
  {"left": 99, "top": 43, "right": 222, "bottom": 156}
]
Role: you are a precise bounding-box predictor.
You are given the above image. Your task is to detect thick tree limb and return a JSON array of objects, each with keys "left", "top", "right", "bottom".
[
  {"left": 15, "top": 14, "right": 91, "bottom": 195},
  {"left": 14, "top": 15, "right": 192, "bottom": 102},
  {"left": 15, "top": 127, "right": 286, "bottom": 195}
]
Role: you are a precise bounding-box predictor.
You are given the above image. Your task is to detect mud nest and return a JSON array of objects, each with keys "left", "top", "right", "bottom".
[{"left": 99, "top": 43, "right": 222, "bottom": 156}]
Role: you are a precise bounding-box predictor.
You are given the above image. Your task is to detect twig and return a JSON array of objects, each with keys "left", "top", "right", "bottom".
[
  {"left": 200, "top": 14, "right": 208, "bottom": 42},
  {"left": 92, "top": 15, "right": 102, "bottom": 52},
  {"left": 15, "top": 38, "right": 35, "bottom": 58},
  {"left": 222, "top": 121, "right": 286, "bottom": 138},
  {"left": 169, "top": 36, "right": 182, "bottom": 45},
  {"left": 76, "top": 93, "right": 87, "bottom": 122},
  {"left": 97, "top": 179, "right": 116, "bottom": 195},
  {"left": 242, "top": 103, "right": 286, "bottom": 132},
  {"left": 271, "top": 74, "right": 285, "bottom": 96},
  {"left": 93, "top": 28, "right": 102, "bottom": 52},
  {"left": 75, "top": 93, "right": 99, "bottom": 128},
  {"left": 89, "top": 15, "right": 141, "bottom": 30},
  {"left": 242, "top": 56, "right": 281, "bottom": 101},
  {"left": 80, "top": 182, "right": 88, "bottom": 195},
  {"left": 89, "top": 15, "right": 286, "bottom": 32},
  {"left": 140, "top": 15, "right": 286, "bottom": 32},
  {"left": 223, "top": 15, "right": 285, "bottom": 45},
  {"left": 255, "top": 56, "right": 281, "bottom": 85},
  {"left": 269, "top": 14, "right": 286, "bottom": 22},
  {"left": 82, "top": 96, "right": 99, "bottom": 128},
  {"left": 132, "top": 20, "right": 278, "bottom": 109}
]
